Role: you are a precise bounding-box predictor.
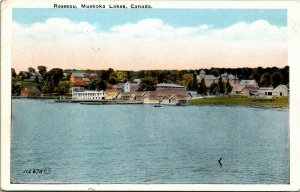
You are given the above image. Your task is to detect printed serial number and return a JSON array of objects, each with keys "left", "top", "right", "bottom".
[{"left": 23, "top": 167, "right": 51, "bottom": 174}]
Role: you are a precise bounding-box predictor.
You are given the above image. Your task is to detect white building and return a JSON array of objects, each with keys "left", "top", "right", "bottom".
[
  {"left": 272, "top": 84, "right": 289, "bottom": 96},
  {"left": 72, "top": 87, "right": 104, "bottom": 100},
  {"left": 257, "top": 84, "right": 289, "bottom": 97}
]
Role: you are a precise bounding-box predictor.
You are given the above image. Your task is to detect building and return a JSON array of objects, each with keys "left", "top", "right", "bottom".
[
  {"left": 143, "top": 83, "right": 188, "bottom": 105},
  {"left": 72, "top": 87, "right": 104, "bottom": 100},
  {"left": 240, "top": 80, "right": 259, "bottom": 89},
  {"left": 105, "top": 87, "right": 120, "bottom": 100},
  {"left": 257, "top": 87, "right": 274, "bottom": 97},
  {"left": 70, "top": 72, "right": 98, "bottom": 87},
  {"left": 130, "top": 91, "right": 147, "bottom": 101},
  {"left": 197, "top": 70, "right": 239, "bottom": 89},
  {"left": 124, "top": 81, "right": 139, "bottom": 93},
  {"left": 272, "top": 84, "right": 289, "bottom": 96},
  {"left": 21, "top": 87, "right": 41, "bottom": 97}
]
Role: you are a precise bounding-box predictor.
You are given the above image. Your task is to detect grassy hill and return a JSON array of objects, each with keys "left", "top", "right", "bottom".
[{"left": 188, "top": 95, "right": 288, "bottom": 108}]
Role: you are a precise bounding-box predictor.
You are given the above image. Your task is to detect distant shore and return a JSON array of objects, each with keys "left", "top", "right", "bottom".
[{"left": 188, "top": 95, "right": 288, "bottom": 108}]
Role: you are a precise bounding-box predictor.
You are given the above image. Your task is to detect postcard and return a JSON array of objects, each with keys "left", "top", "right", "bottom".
[{"left": 1, "top": 0, "right": 300, "bottom": 191}]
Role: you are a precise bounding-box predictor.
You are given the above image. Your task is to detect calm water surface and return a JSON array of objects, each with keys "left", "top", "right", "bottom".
[{"left": 11, "top": 99, "right": 289, "bottom": 183}]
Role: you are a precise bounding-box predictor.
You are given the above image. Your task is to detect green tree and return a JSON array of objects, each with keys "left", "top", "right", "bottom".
[
  {"left": 37, "top": 66, "right": 47, "bottom": 78},
  {"left": 57, "top": 81, "right": 71, "bottom": 95},
  {"left": 28, "top": 67, "right": 36, "bottom": 74},
  {"left": 210, "top": 82, "right": 220, "bottom": 95},
  {"left": 11, "top": 77, "right": 21, "bottom": 95},
  {"left": 271, "top": 72, "right": 283, "bottom": 88},
  {"left": 225, "top": 79, "right": 232, "bottom": 94},
  {"left": 88, "top": 78, "right": 107, "bottom": 91},
  {"left": 197, "top": 78, "right": 207, "bottom": 95},
  {"left": 138, "top": 76, "right": 157, "bottom": 91},
  {"left": 43, "top": 68, "right": 64, "bottom": 92},
  {"left": 11, "top": 68, "right": 17, "bottom": 78},
  {"left": 108, "top": 76, "right": 118, "bottom": 85},
  {"left": 218, "top": 76, "right": 225, "bottom": 94}
]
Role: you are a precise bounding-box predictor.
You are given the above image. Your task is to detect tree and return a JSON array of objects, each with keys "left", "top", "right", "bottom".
[
  {"left": 210, "top": 82, "right": 220, "bottom": 95},
  {"left": 88, "top": 78, "right": 107, "bottom": 91},
  {"left": 57, "top": 81, "right": 71, "bottom": 95},
  {"left": 43, "top": 68, "right": 64, "bottom": 92},
  {"left": 28, "top": 67, "right": 36, "bottom": 74},
  {"left": 197, "top": 78, "right": 207, "bottom": 95},
  {"left": 187, "top": 73, "right": 198, "bottom": 91},
  {"left": 11, "top": 68, "right": 17, "bottom": 78},
  {"left": 271, "top": 72, "right": 283, "bottom": 88},
  {"left": 108, "top": 76, "right": 118, "bottom": 85},
  {"left": 37, "top": 66, "right": 47, "bottom": 78},
  {"left": 11, "top": 77, "right": 21, "bottom": 95},
  {"left": 225, "top": 79, "right": 232, "bottom": 94},
  {"left": 138, "top": 76, "right": 157, "bottom": 91},
  {"left": 218, "top": 76, "right": 225, "bottom": 94},
  {"left": 101, "top": 68, "right": 114, "bottom": 81}
]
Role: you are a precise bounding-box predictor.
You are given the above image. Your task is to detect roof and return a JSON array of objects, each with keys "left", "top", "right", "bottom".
[
  {"left": 71, "top": 73, "right": 84, "bottom": 77},
  {"left": 227, "top": 74, "right": 238, "bottom": 80},
  {"left": 233, "top": 85, "right": 246, "bottom": 92},
  {"left": 274, "top": 84, "right": 289, "bottom": 90},
  {"left": 204, "top": 75, "right": 217, "bottom": 80},
  {"left": 200, "top": 70, "right": 206, "bottom": 75},
  {"left": 22, "top": 86, "right": 41, "bottom": 92},
  {"left": 120, "top": 92, "right": 131, "bottom": 97},
  {"left": 240, "top": 80, "right": 257, "bottom": 86},
  {"left": 105, "top": 87, "right": 119, "bottom": 94},
  {"left": 156, "top": 83, "right": 184, "bottom": 88},
  {"left": 132, "top": 91, "right": 147, "bottom": 97},
  {"left": 147, "top": 89, "right": 188, "bottom": 100},
  {"left": 259, "top": 87, "right": 273, "bottom": 90}
]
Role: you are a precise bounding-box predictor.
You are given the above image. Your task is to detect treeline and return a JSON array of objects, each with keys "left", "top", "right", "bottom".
[{"left": 11, "top": 65, "right": 289, "bottom": 96}]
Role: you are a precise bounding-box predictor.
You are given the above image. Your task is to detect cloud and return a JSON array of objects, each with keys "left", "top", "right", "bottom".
[{"left": 12, "top": 18, "right": 287, "bottom": 72}]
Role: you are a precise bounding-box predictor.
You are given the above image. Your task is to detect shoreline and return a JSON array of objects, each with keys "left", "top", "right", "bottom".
[{"left": 11, "top": 96, "right": 289, "bottom": 109}]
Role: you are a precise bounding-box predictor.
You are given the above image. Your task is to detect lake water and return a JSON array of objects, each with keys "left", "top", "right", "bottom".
[{"left": 11, "top": 99, "right": 289, "bottom": 184}]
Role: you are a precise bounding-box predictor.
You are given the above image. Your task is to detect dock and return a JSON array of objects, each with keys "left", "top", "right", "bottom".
[{"left": 55, "top": 99, "right": 143, "bottom": 105}]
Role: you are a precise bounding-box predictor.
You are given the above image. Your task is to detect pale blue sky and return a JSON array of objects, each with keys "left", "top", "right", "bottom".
[{"left": 13, "top": 9, "right": 287, "bottom": 29}]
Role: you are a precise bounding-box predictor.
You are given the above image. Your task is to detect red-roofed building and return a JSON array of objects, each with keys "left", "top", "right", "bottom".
[{"left": 104, "top": 87, "right": 120, "bottom": 100}]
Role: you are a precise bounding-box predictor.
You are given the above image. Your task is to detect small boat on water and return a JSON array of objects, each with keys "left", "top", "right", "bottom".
[{"left": 154, "top": 102, "right": 162, "bottom": 107}]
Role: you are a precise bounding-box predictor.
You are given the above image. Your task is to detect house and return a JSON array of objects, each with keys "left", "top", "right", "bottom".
[
  {"left": 272, "top": 85, "right": 289, "bottom": 96},
  {"left": 117, "top": 92, "right": 131, "bottom": 100},
  {"left": 130, "top": 91, "right": 147, "bottom": 101},
  {"left": 124, "top": 81, "right": 139, "bottom": 93},
  {"left": 72, "top": 87, "right": 104, "bottom": 100},
  {"left": 258, "top": 87, "right": 274, "bottom": 97},
  {"left": 232, "top": 84, "right": 246, "bottom": 94},
  {"left": 21, "top": 87, "right": 41, "bottom": 97},
  {"left": 114, "top": 83, "right": 126, "bottom": 93},
  {"left": 105, "top": 87, "right": 120, "bottom": 100}
]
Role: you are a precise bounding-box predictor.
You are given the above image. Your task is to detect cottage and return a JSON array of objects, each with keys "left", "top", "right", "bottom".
[
  {"left": 272, "top": 84, "right": 289, "bottom": 96},
  {"left": 258, "top": 87, "right": 274, "bottom": 97},
  {"left": 130, "top": 91, "right": 147, "bottom": 101},
  {"left": 21, "top": 87, "right": 41, "bottom": 97},
  {"left": 118, "top": 92, "right": 131, "bottom": 100},
  {"left": 105, "top": 87, "right": 120, "bottom": 100}
]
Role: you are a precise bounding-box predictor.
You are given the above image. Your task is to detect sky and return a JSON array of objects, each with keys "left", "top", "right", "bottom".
[{"left": 12, "top": 9, "right": 287, "bottom": 72}]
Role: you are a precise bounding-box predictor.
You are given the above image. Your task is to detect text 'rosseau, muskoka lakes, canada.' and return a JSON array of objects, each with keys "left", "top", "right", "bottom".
[{"left": 53, "top": 4, "right": 153, "bottom": 9}]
